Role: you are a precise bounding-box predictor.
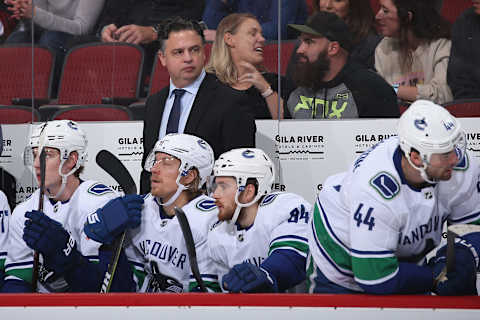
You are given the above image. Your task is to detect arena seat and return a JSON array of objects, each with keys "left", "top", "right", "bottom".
[
  {"left": 0, "top": 105, "right": 40, "bottom": 123},
  {"left": 0, "top": 44, "right": 54, "bottom": 105},
  {"left": 50, "top": 105, "right": 133, "bottom": 121},
  {"left": 442, "top": 99, "right": 480, "bottom": 117},
  {"left": 441, "top": 0, "right": 472, "bottom": 24},
  {"left": 262, "top": 40, "right": 297, "bottom": 75},
  {"left": 55, "top": 42, "right": 144, "bottom": 105}
]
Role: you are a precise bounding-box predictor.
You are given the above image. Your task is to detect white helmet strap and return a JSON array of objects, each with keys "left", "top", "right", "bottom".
[{"left": 405, "top": 150, "right": 437, "bottom": 184}]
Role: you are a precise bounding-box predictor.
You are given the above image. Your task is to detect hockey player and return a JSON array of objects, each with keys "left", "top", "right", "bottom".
[
  {"left": 208, "top": 148, "right": 311, "bottom": 293},
  {"left": 2, "top": 120, "right": 141, "bottom": 293},
  {"left": 308, "top": 100, "right": 480, "bottom": 295},
  {"left": 0, "top": 190, "right": 11, "bottom": 290},
  {"left": 84, "top": 133, "right": 218, "bottom": 292}
]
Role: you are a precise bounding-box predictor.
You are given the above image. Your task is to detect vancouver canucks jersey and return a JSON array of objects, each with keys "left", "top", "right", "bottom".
[
  {"left": 308, "top": 137, "right": 480, "bottom": 293},
  {"left": 125, "top": 194, "right": 218, "bottom": 292},
  {"left": 0, "top": 190, "right": 11, "bottom": 278},
  {"left": 4, "top": 181, "right": 117, "bottom": 292},
  {"left": 208, "top": 192, "right": 311, "bottom": 292}
]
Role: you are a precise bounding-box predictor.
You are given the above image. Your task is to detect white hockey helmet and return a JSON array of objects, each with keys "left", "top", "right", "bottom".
[
  {"left": 144, "top": 133, "right": 214, "bottom": 206},
  {"left": 213, "top": 148, "right": 275, "bottom": 225},
  {"left": 397, "top": 100, "right": 466, "bottom": 183},
  {"left": 24, "top": 120, "right": 88, "bottom": 198}
]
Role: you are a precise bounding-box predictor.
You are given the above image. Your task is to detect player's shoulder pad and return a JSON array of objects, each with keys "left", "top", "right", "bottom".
[
  {"left": 195, "top": 197, "right": 217, "bottom": 212},
  {"left": 369, "top": 171, "right": 400, "bottom": 200},
  {"left": 453, "top": 153, "right": 469, "bottom": 171},
  {"left": 87, "top": 183, "right": 115, "bottom": 196}
]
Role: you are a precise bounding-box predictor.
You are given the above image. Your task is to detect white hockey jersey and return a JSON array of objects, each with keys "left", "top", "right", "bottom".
[
  {"left": 0, "top": 190, "right": 11, "bottom": 275},
  {"left": 308, "top": 137, "right": 480, "bottom": 292},
  {"left": 4, "top": 181, "right": 117, "bottom": 292},
  {"left": 207, "top": 192, "right": 311, "bottom": 292},
  {"left": 125, "top": 194, "right": 218, "bottom": 292}
]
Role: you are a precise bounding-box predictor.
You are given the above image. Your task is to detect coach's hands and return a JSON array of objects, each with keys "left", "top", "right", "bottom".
[
  {"left": 222, "top": 262, "right": 278, "bottom": 293},
  {"left": 84, "top": 195, "right": 144, "bottom": 244}
]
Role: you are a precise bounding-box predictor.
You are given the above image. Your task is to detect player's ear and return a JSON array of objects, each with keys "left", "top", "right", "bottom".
[
  {"left": 243, "top": 183, "right": 257, "bottom": 202},
  {"left": 409, "top": 150, "right": 423, "bottom": 166},
  {"left": 62, "top": 151, "right": 78, "bottom": 174},
  {"left": 182, "top": 169, "right": 198, "bottom": 189}
]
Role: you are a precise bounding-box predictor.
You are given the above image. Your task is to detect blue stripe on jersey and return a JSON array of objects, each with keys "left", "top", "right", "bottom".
[
  {"left": 318, "top": 200, "right": 349, "bottom": 251},
  {"left": 449, "top": 211, "right": 480, "bottom": 224},
  {"left": 311, "top": 222, "right": 353, "bottom": 278},
  {"left": 4, "top": 261, "right": 33, "bottom": 269},
  {"left": 270, "top": 234, "right": 308, "bottom": 245},
  {"left": 350, "top": 248, "right": 394, "bottom": 255},
  {"left": 0, "top": 251, "right": 7, "bottom": 256}
]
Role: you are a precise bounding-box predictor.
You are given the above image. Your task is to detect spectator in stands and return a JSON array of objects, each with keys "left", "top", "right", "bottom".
[
  {"left": 97, "top": 0, "right": 205, "bottom": 46},
  {"left": 375, "top": 0, "right": 453, "bottom": 105},
  {"left": 286, "top": 11, "right": 398, "bottom": 119},
  {"left": 206, "top": 13, "right": 295, "bottom": 119},
  {"left": 140, "top": 17, "right": 255, "bottom": 194},
  {"left": 202, "top": 0, "right": 307, "bottom": 41},
  {"left": 91, "top": 0, "right": 205, "bottom": 95},
  {"left": 4, "top": 0, "right": 105, "bottom": 96},
  {"left": 287, "top": 0, "right": 381, "bottom": 86},
  {"left": 447, "top": 1, "right": 480, "bottom": 99},
  {"left": 4, "top": 0, "right": 104, "bottom": 54}
]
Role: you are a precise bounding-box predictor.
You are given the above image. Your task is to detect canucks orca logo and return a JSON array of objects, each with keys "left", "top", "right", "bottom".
[
  {"left": 442, "top": 120, "right": 455, "bottom": 131},
  {"left": 197, "top": 139, "right": 207, "bottom": 150},
  {"left": 414, "top": 118, "right": 427, "bottom": 131},
  {"left": 242, "top": 149, "right": 255, "bottom": 158},
  {"left": 67, "top": 120, "right": 78, "bottom": 130}
]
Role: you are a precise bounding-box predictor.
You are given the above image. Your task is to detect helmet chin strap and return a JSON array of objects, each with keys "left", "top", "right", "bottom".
[
  {"left": 158, "top": 173, "right": 187, "bottom": 207},
  {"left": 47, "top": 160, "right": 78, "bottom": 199},
  {"left": 226, "top": 188, "right": 261, "bottom": 234},
  {"left": 405, "top": 153, "right": 437, "bottom": 184}
]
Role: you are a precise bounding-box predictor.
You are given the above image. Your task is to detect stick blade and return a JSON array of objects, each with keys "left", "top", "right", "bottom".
[{"left": 95, "top": 150, "right": 137, "bottom": 195}]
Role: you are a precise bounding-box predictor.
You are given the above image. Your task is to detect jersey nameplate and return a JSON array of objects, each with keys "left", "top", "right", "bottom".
[
  {"left": 196, "top": 199, "right": 216, "bottom": 211},
  {"left": 369, "top": 172, "right": 400, "bottom": 200},
  {"left": 88, "top": 183, "right": 114, "bottom": 196}
]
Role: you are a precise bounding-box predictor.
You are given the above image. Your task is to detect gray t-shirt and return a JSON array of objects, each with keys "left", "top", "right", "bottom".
[
  {"left": 287, "top": 85, "right": 359, "bottom": 119},
  {"left": 33, "top": 0, "right": 105, "bottom": 35}
]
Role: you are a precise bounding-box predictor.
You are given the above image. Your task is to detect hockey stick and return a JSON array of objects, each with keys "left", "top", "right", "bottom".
[
  {"left": 31, "top": 148, "right": 46, "bottom": 292},
  {"left": 95, "top": 150, "right": 137, "bottom": 293},
  {"left": 446, "top": 224, "right": 480, "bottom": 272},
  {"left": 174, "top": 207, "right": 207, "bottom": 292}
]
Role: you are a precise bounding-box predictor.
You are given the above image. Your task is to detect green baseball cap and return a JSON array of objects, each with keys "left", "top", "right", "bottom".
[{"left": 289, "top": 11, "right": 353, "bottom": 51}]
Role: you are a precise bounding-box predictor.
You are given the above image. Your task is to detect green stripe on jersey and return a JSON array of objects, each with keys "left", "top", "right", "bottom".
[
  {"left": 5, "top": 267, "right": 33, "bottom": 284},
  {"left": 268, "top": 240, "right": 309, "bottom": 255},
  {"left": 189, "top": 280, "right": 221, "bottom": 292},
  {"left": 469, "top": 219, "right": 480, "bottom": 225},
  {"left": 131, "top": 266, "right": 146, "bottom": 289},
  {"left": 352, "top": 256, "right": 398, "bottom": 282},
  {"left": 313, "top": 203, "right": 352, "bottom": 271},
  {"left": 0, "top": 258, "right": 5, "bottom": 271}
]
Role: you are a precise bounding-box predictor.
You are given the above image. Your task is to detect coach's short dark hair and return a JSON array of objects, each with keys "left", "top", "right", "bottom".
[{"left": 158, "top": 17, "right": 205, "bottom": 52}]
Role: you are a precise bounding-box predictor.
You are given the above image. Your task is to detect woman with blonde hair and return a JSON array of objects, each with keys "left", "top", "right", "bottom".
[{"left": 206, "top": 13, "right": 294, "bottom": 120}]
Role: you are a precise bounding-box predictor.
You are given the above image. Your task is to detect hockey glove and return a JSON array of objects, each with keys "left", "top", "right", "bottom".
[
  {"left": 431, "top": 240, "right": 478, "bottom": 295},
  {"left": 222, "top": 262, "right": 278, "bottom": 293},
  {"left": 23, "top": 210, "right": 80, "bottom": 275},
  {"left": 84, "top": 194, "right": 144, "bottom": 244}
]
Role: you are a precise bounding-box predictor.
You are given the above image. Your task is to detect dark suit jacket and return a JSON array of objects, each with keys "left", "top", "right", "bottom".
[{"left": 140, "top": 72, "right": 256, "bottom": 194}]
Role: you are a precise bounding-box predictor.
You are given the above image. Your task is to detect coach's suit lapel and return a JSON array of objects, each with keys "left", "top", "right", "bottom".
[{"left": 185, "top": 73, "right": 218, "bottom": 132}]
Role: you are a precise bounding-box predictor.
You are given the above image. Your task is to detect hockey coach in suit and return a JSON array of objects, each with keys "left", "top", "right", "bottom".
[{"left": 141, "top": 17, "right": 256, "bottom": 194}]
